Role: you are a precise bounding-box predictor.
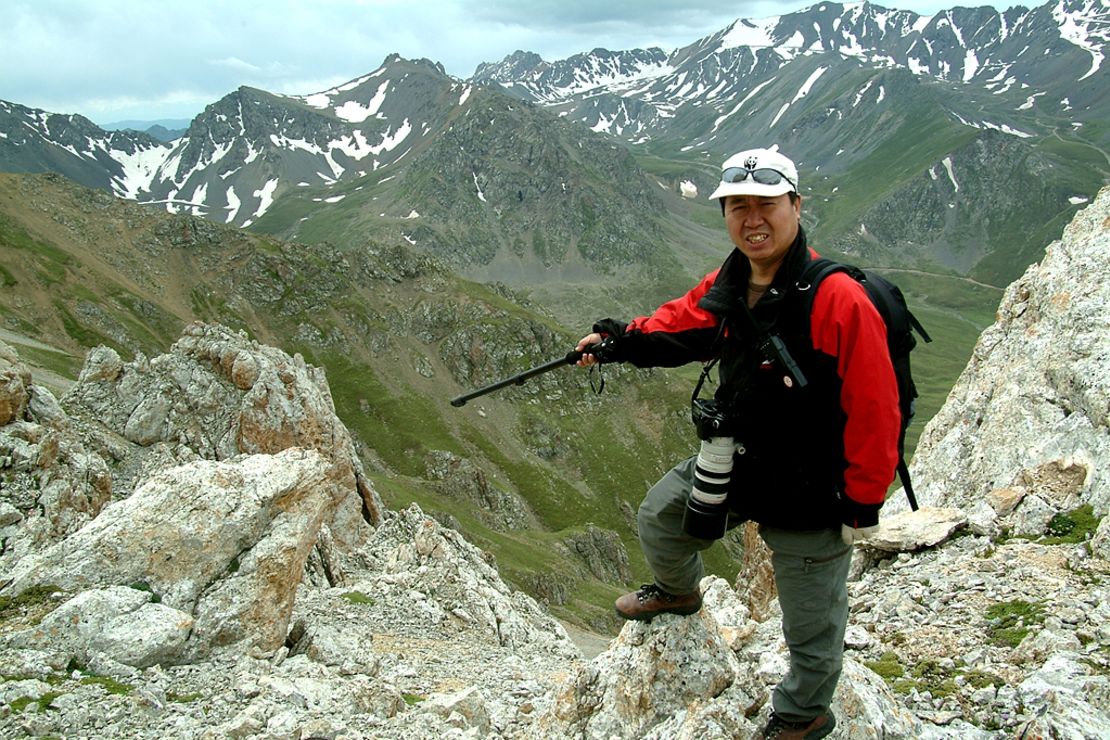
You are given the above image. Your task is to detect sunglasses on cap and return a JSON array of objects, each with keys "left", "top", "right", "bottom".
[{"left": 720, "top": 166, "right": 796, "bottom": 190}]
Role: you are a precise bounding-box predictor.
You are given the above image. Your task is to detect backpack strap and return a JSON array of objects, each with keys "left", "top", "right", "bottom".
[
  {"left": 794, "top": 257, "right": 850, "bottom": 327},
  {"left": 793, "top": 256, "right": 921, "bottom": 512}
]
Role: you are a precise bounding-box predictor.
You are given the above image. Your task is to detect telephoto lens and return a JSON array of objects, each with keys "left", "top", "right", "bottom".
[{"left": 682, "top": 436, "right": 735, "bottom": 539}]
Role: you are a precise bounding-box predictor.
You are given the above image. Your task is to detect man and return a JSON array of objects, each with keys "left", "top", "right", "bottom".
[{"left": 576, "top": 148, "right": 900, "bottom": 740}]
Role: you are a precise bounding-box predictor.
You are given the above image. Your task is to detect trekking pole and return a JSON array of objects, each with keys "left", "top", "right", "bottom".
[{"left": 450, "top": 339, "right": 614, "bottom": 407}]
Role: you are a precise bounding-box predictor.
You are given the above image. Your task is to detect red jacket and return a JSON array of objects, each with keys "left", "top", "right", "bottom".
[{"left": 597, "top": 236, "right": 899, "bottom": 525}]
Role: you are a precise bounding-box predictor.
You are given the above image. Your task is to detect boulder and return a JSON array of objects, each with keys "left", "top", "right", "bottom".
[
  {"left": 3, "top": 448, "right": 339, "bottom": 660},
  {"left": 8, "top": 585, "right": 193, "bottom": 668},
  {"left": 539, "top": 577, "right": 756, "bottom": 738},
  {"left": 0, "top": 340, "right": 32, "bottom": 426},
  {"left": 904, "top": 189, "right": 1110, "bottom": 518},
  {"left": 63, "top": 322, "right": 384, "bottom": 559},
  {"left": 866, "top": 507, "right": 967, "bottom": 552}
]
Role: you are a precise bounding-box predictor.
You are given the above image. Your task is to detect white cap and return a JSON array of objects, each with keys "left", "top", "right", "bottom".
[{"left": 708, "top": 148, "right": 799, "bottom": 200}]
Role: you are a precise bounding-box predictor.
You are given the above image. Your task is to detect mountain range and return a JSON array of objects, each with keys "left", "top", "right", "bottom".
[{"left": 1, "top": 1, "right": 1104, "bottom": 303}]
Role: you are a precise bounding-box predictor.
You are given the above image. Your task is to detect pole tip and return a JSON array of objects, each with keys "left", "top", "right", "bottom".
[{"left": 450, "top": 398, "right": 466, "bottom": 407}]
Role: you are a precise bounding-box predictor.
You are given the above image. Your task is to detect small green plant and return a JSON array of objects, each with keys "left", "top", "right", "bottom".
[
  {"left": 128, "top": 581, "right": 162, "bottom": 603},
  {"left": 10, "top": 691, "right": 62, "bottom": 713},
  {"left": 864, "top": 651, "right": 905, "bottom": 680},
  {"left": 80, "top": 675, "right": 133, "bottom": 695},
  {"left": 1040, "top": 505, "right": 1100, "bottom": 545},
  {"left": 0, "top": 584, "right": 63, "bottom": 624},
  {"left": 2, "top": 673, "right": 66, "bottom": 687},
  {"left": 402, "top": 693, "right": 425, "bottom": 705},
  {"left": 167, "top": 691, "right": 202, "bottom": 703},
  {"left": 340, "top": 591, "right": 374, "bottom": 606},
  {"left": 908, "top": 659, "right": 958, "bottom": 698},
  {"left": 962, "top": 669, "right": 1004, "bottom": 689},
  {"left": 986, "top": 599, "right": 1046, "bottom": 647}
]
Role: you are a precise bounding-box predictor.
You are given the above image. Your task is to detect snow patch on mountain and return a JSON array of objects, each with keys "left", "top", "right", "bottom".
[
  {"left": 109, "top": 142, "right": 171, "bottom": 199},
  {"left": 335, "top": 81, "right": 389, "bottom": 123},
  {"left": 771, "top": 65, "right": 827, "bottom": 127},
  {"left": 941, "top": 156, "right": 959, "bottom": 192},
  {"left": 1053, "top": 0, "right": 1107, "bottom": 80},
  {"left": 302, "top": 66, "right": 389, "bottom": 110},
  {"left": 250, "top": 178, "right": 279, "bottom": 223},
  {"left": 719, "top": 16, "right": 780, "bottom": 51},
  {"left": 225, "top": 186, "right": 241, "bottom": 224}
]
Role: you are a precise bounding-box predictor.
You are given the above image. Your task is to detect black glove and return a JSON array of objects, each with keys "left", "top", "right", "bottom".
[
  {"left": 590, "top": 319, "right": 629, "bottom": 363},
  {"left": 840, "top": 498, "right": 882, "bottom": 545}
]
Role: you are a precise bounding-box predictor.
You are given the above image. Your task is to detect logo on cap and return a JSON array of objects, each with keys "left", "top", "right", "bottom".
[{"left": 744, "top": 155, "right": 759, "bottom": 170}]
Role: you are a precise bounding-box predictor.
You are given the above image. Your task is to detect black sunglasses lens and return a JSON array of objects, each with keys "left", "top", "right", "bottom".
[
  {"left": 751, "top": 169, "right": 784, "bottom": 185},
  {"left": 720, "top": 167, "right": 785, "bottom": 185},
  {"left": 721, "top": 167, "right": 746, "bottom": 183}
]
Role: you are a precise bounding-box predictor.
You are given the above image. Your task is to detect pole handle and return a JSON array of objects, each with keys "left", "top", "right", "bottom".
[{"left": 449, "top": 340, "right": 613, "bottom": 407}]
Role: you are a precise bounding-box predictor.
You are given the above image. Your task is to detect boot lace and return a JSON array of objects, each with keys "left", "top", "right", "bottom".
[{"left": 635, "top": 584, "right": 675, "bottom": 603}]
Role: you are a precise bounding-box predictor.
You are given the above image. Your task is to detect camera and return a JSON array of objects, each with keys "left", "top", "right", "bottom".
[{"left": 683, "top": 398, "right": 739, "bottom": 540}]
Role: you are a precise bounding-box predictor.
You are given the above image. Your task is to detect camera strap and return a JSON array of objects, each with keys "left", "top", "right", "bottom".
[
  {"left": 588, "top": 363, "right": 606, "bottom": 395},
  {"left": 735, "top": 291, "right": 809, "bottom": 389},
  {"left": 691, "top": 318, "right": 728, "bottom": 404}
]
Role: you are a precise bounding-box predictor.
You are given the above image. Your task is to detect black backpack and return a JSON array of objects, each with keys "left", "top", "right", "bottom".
[{"left": 797, "top": 258, "right": 932, "bottom": 510}]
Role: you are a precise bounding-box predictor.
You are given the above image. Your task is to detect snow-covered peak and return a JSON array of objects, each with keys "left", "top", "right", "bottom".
[{"left": 718, "top": 15, "right": 782, "bottom": 51}]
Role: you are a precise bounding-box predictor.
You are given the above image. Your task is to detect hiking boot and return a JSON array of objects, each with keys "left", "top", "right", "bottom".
[
  {"left": 751, "top": 710, "right": 836, "bottom": 739},
  {"left": 614, "top": 584, "right": 702, "bottom": 621}
]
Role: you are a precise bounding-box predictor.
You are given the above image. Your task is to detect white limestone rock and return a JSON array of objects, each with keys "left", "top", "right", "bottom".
[
  {"left": 0, "top": 340, "right": 32, "bottom": 426},
  {"left": 3, "top": 449, "right": 338, "bottom": 661},
  {"left": 542, "top": 607, "right": 750, "bottom": 739},
  {"left": 867, "top": 507, "right": 967, "bottom": 552},
  {"left": 63, "top": 322, "right": 384, "bottom": 556},
  {"left": 7, "top": 586, "right": 193, "bottom": 668},
  {"left": 1017, "top": 654, "right": 1110, "bottom": 738},
  {"left": 0, "top": 346, "right": 113, "bottom": 568},
  {"left": 904, "top": 188, "right": 1110, "bottom": 519},
  {"left": 359, "top": 505, "right": 579, "bottom": 659}
]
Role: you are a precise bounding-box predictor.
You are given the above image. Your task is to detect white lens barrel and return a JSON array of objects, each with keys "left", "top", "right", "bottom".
[{"left": 691, "top": 436, "right": 734, "bottom": 506}]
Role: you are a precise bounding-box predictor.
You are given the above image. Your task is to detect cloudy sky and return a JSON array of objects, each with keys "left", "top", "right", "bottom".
[{"left": 4, "top": 0, "right": 1011, "bottom": 125}]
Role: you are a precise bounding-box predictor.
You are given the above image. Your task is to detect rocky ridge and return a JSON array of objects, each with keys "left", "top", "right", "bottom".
[{"left": 1, "top": 192, "right": 1109, "bottom": 737}]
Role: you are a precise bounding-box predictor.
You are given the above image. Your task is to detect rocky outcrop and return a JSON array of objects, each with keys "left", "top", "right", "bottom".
[
  {"left": 903, "top": 187, "right": 1110, "bottom": 546},
  {"left": 1, "top": 330, "right": 582, "bottom": 736},
  {"left": 537, "top": 576, "right": 924, "bottom": 739},
  {"left": 558, "top": 524, "right": 632, "bottom": 583},
  {"left": 63, "top": 322, "right": 383, "bottom": 565},
  {"left": 0, "top": 341, "right": 113, "bottom": 562},
  {"left": 1, "top": 324, "right": 389, "bottom": 666},
  {"left": 6, "top": 449, "right": 339, "bottom": 662},
  {"left": 0, "top": 341, "right": 31, "bottom": 426}
]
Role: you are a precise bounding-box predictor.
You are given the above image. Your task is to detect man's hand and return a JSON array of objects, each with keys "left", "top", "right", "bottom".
[
  {"left": 840, "top": 498, "right": 881, "bottom": 545},
  {"left": 575, "top": 333, "right": 604, "bottom": 367},
  {"left": 841, "top": 523, "right": 879, "bottom": 545}
]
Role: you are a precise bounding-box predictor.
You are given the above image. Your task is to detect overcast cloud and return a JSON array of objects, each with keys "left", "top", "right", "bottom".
[{"left": 3, "top": 0, "right": 1001, "bottom": 125}]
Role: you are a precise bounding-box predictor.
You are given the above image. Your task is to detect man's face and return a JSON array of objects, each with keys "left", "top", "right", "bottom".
[{"left": 723, "top": 193, "right": 802, "bottom": 271}]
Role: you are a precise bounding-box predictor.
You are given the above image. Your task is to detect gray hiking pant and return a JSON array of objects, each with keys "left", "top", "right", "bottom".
[{"left": 637, "top": 456, "right": 852, "bottom": 721}]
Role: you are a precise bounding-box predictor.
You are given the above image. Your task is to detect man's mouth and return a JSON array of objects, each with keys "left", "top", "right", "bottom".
[{"left": 747, "top": 234, "right": 769, "bottom": 244}]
